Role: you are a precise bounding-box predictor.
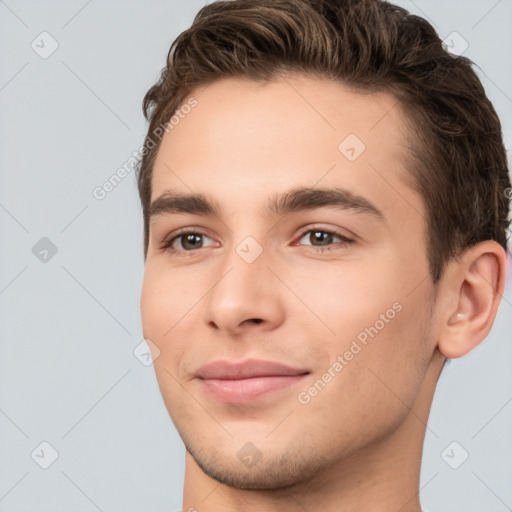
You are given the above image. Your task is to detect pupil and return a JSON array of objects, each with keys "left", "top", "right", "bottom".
[
  {"left": 312, "top": 231, "right": 330, "bottom": 245},
  {"left": 184, "top": 234, "right": 201, "bottom": 249}
]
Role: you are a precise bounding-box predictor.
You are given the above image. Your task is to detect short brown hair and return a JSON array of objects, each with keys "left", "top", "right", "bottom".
[{"left": 136, "top": 0, "right": 511, "bottom": 283}]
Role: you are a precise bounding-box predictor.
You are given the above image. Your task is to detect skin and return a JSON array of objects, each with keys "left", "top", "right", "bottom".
[{"left": 140, "top": 73, "right": 507, "bottom": 512}]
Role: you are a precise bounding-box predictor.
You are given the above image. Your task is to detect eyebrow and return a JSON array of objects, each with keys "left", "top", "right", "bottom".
[{"left": 149, "top": 187, "right": 384, "bottom": 222}]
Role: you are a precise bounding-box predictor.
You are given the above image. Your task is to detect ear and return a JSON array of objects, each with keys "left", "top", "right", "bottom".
[{"left": 437, "top": 240, "right": 508, "bottom": 359}]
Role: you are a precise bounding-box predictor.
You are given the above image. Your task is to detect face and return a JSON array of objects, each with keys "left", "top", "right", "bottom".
[{"left": 140, "top": 74, "right": 439, "bottom": 489}]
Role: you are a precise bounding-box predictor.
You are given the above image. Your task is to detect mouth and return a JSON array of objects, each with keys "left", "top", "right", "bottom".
[{"left": 195, "top": 358, "right": 310, "bottom": 404}]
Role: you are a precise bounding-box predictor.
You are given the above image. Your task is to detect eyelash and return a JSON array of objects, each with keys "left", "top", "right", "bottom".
[{"left": 159, "top": 226, "right": 354, "bottom": 257}]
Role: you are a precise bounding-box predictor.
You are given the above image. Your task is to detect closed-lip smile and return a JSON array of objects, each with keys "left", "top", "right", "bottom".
[{"left": 195, "top": 358, "right": 310, "bottom": 404}]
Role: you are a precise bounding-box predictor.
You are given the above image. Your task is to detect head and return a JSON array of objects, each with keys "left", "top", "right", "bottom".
[{"left": 137, "top": 0, "right": 510, "bottom": 491}]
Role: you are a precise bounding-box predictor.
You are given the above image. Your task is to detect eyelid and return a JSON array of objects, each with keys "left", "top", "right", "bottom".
[{"left": 293, "top": 224, "right": 355, "bottom": 244}]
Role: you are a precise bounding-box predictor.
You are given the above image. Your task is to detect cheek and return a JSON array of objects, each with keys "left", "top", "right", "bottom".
[
  {"left": 140, "top": 274, "right": 166, "bottom": 340},
  {"left": 290, "top": 258, "right": 431, "bottom": 401},
  {"left": 140, "top": 270, "right": 181, "bottom": 378},
  {"left": 285, "top": 257, "right": 402, "bottom": 343},
  {"left": 140, "top": 264, "right": 196, "bottom": 338},
  {"left": 140, "top": 273, "right": 188, "bottom": 417},
  {"left": 297, "top": 305, "right": 431, "bottom": 447},
  {"left": 140, "top": 266, "right": 202, "bottom": 380}
]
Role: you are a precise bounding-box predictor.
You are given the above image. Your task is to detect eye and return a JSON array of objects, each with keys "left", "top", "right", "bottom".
[
  {"left": 159, "top": 226, "right": 354, "bottom": 256},
  {"left": 160, "top": 229, "right": 218, "bottom": 254},
  {"left": 295, "top": 227, "right": 354, "bottom": 252}
]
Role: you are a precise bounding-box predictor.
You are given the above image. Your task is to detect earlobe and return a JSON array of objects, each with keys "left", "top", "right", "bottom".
[{"left": 437, "top": 241, "right": 507, "bottom": 359}]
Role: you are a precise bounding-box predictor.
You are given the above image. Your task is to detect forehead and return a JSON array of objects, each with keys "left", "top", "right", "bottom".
[{"left": 150, "top": 73, "right": 420, "bottom": 223}]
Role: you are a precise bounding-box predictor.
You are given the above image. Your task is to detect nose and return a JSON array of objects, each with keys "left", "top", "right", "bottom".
[{"left": 203, "top": 242, "right": 285, "bottom": 335}]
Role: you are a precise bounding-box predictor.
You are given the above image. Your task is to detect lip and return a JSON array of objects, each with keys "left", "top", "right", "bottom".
[{"left": 196, "top": 358, "right": 310, "bottom": 404}]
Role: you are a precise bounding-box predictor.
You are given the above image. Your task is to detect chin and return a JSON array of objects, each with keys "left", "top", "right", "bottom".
[{"left": 184, "top": 440, "right": 330, "bottom": 491}]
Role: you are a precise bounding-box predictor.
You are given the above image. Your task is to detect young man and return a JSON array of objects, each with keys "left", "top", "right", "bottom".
[{"left": 136, "top": 0, "right": 510, "bottom": 510}]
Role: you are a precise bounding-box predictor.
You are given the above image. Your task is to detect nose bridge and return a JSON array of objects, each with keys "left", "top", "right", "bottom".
[
  {"left": 214, "top": 233, "right": 270, "bottom": 303},
  {"left": 203, "top": 231, "right": 284, "bottom": 331}
]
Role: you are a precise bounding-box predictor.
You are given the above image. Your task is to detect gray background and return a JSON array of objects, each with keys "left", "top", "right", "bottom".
[{"left": 0, "top": 1, "right": 511, "bottom": 511}]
